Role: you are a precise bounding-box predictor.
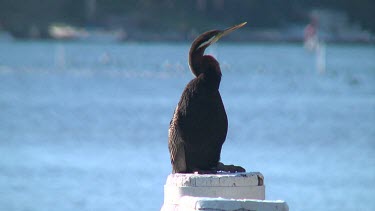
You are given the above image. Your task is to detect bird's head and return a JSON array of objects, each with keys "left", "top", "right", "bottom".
[{"left": 189, "top": 22, "right": 247, "bottom": 77}]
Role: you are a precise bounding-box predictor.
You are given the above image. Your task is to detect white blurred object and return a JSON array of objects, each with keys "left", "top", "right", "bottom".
[
  {"left": 316, "top": 42, "right": 326, "bottom": 74},
  {"left": 304, "top": 19, "right": 326, "bottom": 74}
]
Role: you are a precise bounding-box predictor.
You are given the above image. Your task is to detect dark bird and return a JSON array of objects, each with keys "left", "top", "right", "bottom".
[{"left": 168, "top": 22, "right": 247, "bottom": 173}]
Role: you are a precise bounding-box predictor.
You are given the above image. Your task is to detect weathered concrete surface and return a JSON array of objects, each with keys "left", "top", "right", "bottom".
[{"left": 162, "top": 172, "right": 280, "bottom": 210}]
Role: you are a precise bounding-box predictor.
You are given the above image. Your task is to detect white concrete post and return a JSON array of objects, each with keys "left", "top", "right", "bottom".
[
  {"left": 161, "top": 172, "right": 288, "bottom": 211},
  {"left": 177, "top": 197, "right": 288, "bottom": 211}
]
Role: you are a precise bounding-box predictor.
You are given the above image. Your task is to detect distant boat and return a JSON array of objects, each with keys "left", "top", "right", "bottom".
[
  {"left": 49, "top": 24, "right": 87, "bottom": 40},
  {"left": 48, "top": 24, "right": 125, "bottom": 42}
]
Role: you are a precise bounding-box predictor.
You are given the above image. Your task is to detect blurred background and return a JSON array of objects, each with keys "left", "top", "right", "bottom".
[
  {"left": 0, "top": 1, "right": 374, "bottom": 211},
  {"left": 0, "top": 0, "right": 375, "bottom": 42}
]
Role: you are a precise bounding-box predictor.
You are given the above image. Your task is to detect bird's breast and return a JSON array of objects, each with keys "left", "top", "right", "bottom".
[{"left": 180, "top": 87, "right": 228, "bottom": 145}]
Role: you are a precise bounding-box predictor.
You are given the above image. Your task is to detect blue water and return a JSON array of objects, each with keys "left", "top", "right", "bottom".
[{"left": 0, "top": 41, "right": 374, "bottom": 211}]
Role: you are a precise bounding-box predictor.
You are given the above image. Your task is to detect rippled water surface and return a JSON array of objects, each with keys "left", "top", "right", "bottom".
[{"left": 0, "top": 41, "right": 374, "bottom": 210}]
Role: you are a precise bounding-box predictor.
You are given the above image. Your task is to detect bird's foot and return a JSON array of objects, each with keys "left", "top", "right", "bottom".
[
  {"left": 191, "top": 162, "right": 246, "bottom": 174},
  {"left": 217, "top": 162, "right": 246, "bottom": 173}
]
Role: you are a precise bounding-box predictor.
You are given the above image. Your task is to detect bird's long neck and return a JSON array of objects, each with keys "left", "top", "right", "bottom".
[
  {"left": 189, "top": 40, "right": 222, "bottom": 90},
  {"left": 200, "top": 55, "right": 222, "bottom": 90},
  {"left": 189, "top": 54, "right": 221, "bottom": 91},
  {"left": 189, "top": 47, "right": 205, "bottom": 77}
]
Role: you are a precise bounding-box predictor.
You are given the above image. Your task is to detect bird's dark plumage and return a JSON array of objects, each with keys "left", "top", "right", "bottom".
[{"left": 168, "top": 23, "right": 247, "bottom": 173}]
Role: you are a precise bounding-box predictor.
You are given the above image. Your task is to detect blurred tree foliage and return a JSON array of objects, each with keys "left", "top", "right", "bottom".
[{"left": 0, "top": 0, "right": 373, "bottom": 38}]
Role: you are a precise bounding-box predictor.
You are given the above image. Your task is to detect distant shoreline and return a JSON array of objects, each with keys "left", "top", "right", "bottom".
[{"left": 1, "top": 28, "right": 374, "bottom": 44}]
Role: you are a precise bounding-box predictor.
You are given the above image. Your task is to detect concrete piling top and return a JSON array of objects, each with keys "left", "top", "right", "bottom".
[
  {"left": 165, "top": 172, "right": 264, "bottom": 187},
  {"left": 162, "top": 172, "right": 288, "bottom": 211}
]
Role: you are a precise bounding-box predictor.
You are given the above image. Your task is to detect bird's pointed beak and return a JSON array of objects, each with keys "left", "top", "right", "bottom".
[
  {"left": 198, "top": 22, "right": 247, "bottom": 49},
  {"left": 219, "top": 22, "right": 247, "bottom": 39}
]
